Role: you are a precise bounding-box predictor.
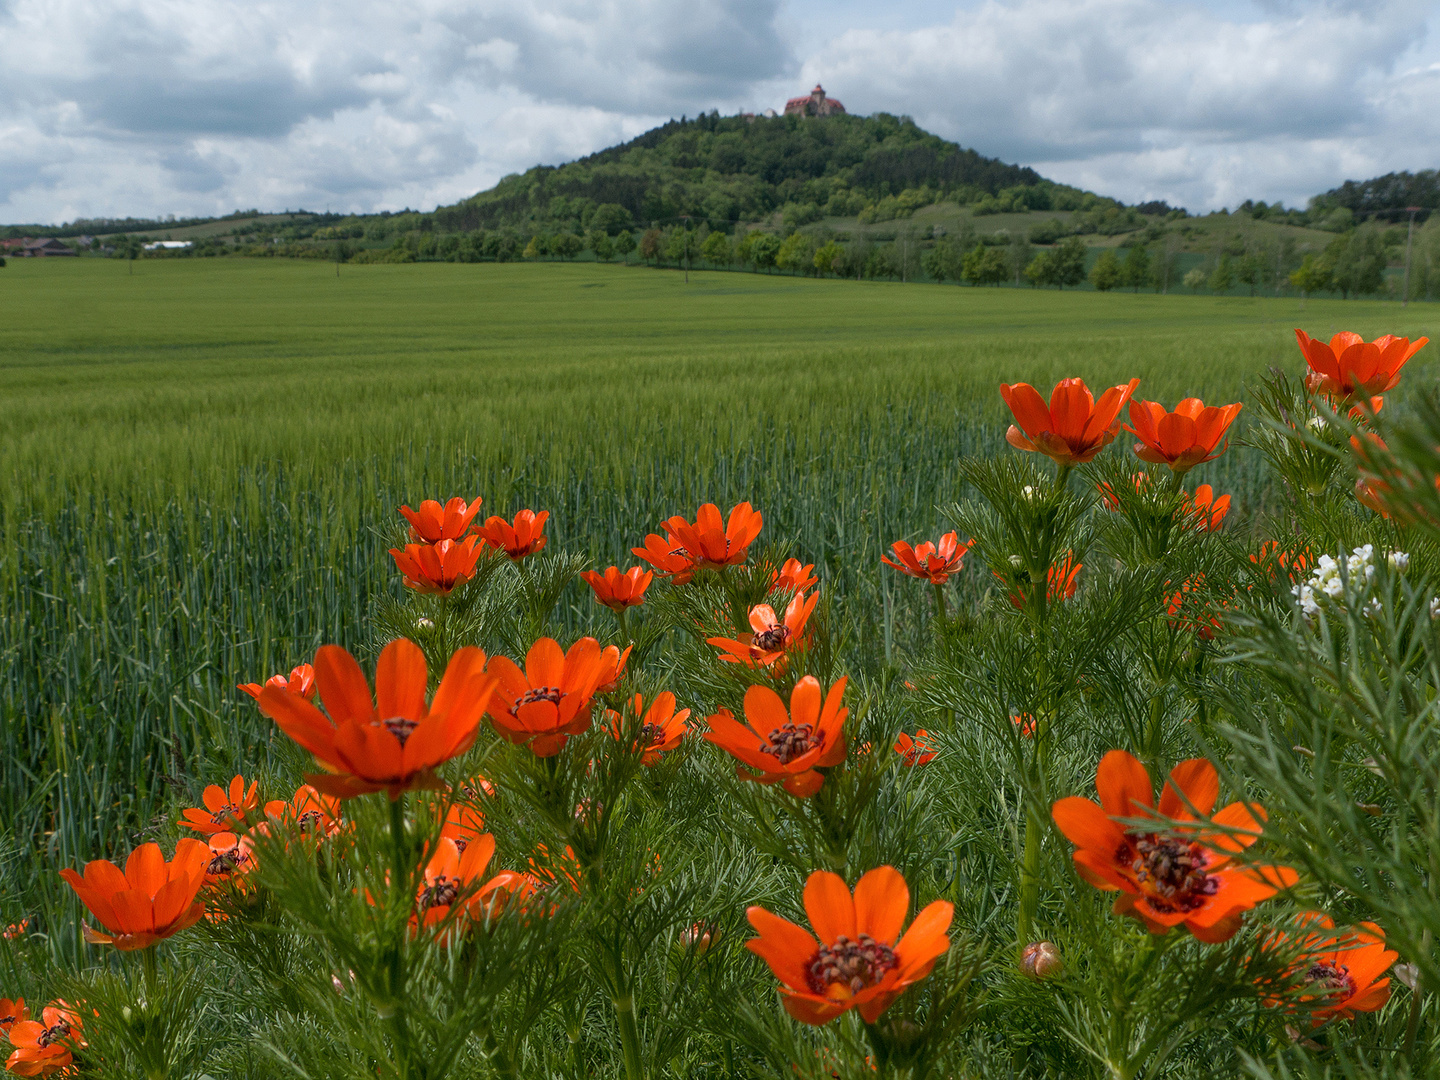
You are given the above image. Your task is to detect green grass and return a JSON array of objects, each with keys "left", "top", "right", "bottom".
[{"left": 0, "top": 256, "right": 1434, "bottom": 911}]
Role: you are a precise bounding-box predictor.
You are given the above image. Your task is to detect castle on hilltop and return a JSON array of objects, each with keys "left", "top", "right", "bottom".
[{"left": 784, "top": 85, "right": 845, "bottom": 118}]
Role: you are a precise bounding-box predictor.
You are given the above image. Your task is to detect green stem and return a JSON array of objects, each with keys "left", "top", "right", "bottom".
[
  {"left": 617, "top": 605, "right": 631, "bottom": 644},
  {"left": 1017, "top": 807, "right": 1042, "bottom": 954},
  {"left": 615, "top": 995, "right": 645, "bottom": 1080},
  {"left": 485, "top": 1033, "right": 520, "bottom": 1080},
  {"left": 931, "top": 582, "right": 947, "bottom": 622},
  {"left": 1145, "top": 692, "right": 1165, "bottom": 767},
  {"left": 387, "top": 796, "right": 413, "bottom": 1080},
  {"left": 141, "top": 945, "right": 159, "bottom": 1004},
  {"left": 1404, "top": 928, "right": 1430, "bottom": 1060}
]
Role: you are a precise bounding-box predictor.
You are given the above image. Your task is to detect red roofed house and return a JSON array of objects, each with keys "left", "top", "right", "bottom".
[{"left": 784, "top": 84, "right": 845, "bottom": 118}]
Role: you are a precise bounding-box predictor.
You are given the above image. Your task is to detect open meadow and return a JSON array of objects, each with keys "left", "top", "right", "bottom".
[{"left": 3, "top": 256, "right": 1439, "bottom": 1078}]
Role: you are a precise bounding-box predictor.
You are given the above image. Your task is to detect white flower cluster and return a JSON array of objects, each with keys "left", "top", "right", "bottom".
[{"left": 1293, "top": 544, "right": 1404, "bottom": 621}]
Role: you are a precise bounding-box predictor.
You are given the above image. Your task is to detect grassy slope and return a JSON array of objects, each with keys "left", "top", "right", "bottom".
[{"left": 5, "top": 257, "right": 1432, "bottom": 509}]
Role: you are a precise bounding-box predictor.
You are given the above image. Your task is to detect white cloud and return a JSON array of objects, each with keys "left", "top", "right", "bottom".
[{"left": 0, "top": 0, "right": 1434, "bottom": 221}]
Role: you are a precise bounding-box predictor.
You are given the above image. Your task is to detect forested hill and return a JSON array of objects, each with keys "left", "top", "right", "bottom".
[
  {"left": 430, "top": 111, "right": 1080, "bottom": 236},
  {"left": 1310, "top": 170, "right": 1438, "bottom": 221}
]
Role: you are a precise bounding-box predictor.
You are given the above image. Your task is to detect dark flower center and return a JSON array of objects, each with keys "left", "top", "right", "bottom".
[
  {"left": 37, "top": 1020, "right": 69, "bottom": 1048},
  {"left": 382, "top": 717, "right": 419, "bottom": 746},
  {"left": 207, "top": 852, "right": 238, "bottom": 876},
  {"left": 297, "top": 810, "right": 324, "bottom": 832},
  {"left": 805, "top": 933, "right": 898, "bottom": 995},
  {"left": 1305, "top": 961, "right": 1357, "bottom": 998},
  {"left": 761, "top": 721, "right": 820, "bottom": 765},
  {"left": 0, "top": 1012, "right": 15, "bottom": 1026},
  {"left": 1127, "top": 833, "right": 1219, "bottom": 912},
  {"left": 752, "top": 625, "right": 791, "bottom": 652},
  {"left": 639, "top": 723, "right": 665, "bottom": 748},
  {"left": 511, "top": 687, "right": 564, "bottom": 716},
  {"left": 453, "top": 836, "right": 470, "bottom": 854},
  {"left": 210, "top": 803, "right": 238, "bottom": 824},
  {"left": 420, "top": 876, "right": 460, "bottom": 913}
]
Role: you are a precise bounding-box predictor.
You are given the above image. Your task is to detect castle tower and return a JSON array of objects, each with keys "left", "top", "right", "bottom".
[{"left": 783, "top": 84, "right": 845, "bottom": 118}]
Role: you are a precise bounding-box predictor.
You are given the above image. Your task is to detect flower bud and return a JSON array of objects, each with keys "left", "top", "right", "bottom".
[
  {"left": 1009, "top": 555, "right": 1025, "bottom": 569},
  {"left": 679, "top": 920, "right": 719, "bottom": 955},
  {"left": 1021, "top": 941, "right": 1063, "bottom": 980},
  {"left": 416, "top": 617, "right": 435, "bottom": 631},
  {"left": 1389, "top": 551, "right": 1410, "bottom": 573}
]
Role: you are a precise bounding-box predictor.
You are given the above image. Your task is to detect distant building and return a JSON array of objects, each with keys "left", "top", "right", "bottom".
[
  {"left": 143, "top": 240, "right": 192, "bottom": 250},
  {"left": 784, "top": 85, "right": 845, "bottom": 118},
  {"left": 20, "top": 238, "right": 76, "bottom": 257}
]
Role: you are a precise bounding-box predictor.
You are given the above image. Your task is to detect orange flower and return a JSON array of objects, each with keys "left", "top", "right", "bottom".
[
  {"left": 1098, "top": 472, "right": 1149, "bottom": 510},
  {"left": 1277, "top": 913, "right": 1397, "bottom": 1025},
  {"left": 5, "top": 1001, "right": 86, "bottom": 1078},
  {"left": 1125, "top": 398, "right": 1243, "bottom": 473},
  {"left": 413, "top": 834, "right": 503, "bottom": 935},
  {"left": 893, "top": 730, "right": 935, "bottom": 766},
  {"left": 238, "top": 663, "right": 316, "bottom": 702},
  {"left": 1250, "top": 541, "right": 1311, "bottom": 581},
  {"left": 772, "top": 558, "right": 818, "bottom": 594},
  {"left": 0, "top": 997, "right": 28, "bottom": 1036},
  {"left": 264, "top": 783, "right": 343, "bottom": 837},
  {"left": 708, "top": 593, "right": 819, "bottom": 668},
  {"left": 59, "top": 840, "right": 210, "bottom": 950},
  {"left": 477, "top": 509, "right": 548, "bottom": 560},
  {"left": 4, "top": 919, "right": 31, "bottom": 940},
  {"left": 581, "top": 566, "right": 653, "bottom": 611},
  {"left": 1167, "top": 575, "right": 1224, "bottom": 641},
  {"left": 202, "top": 832, "right": 257, "bottom": 887},
  {"left": 612, "top": 691, "right": 690, "bottom": 765},
  {"left": 1181, "top": 485, "right": 1230, "bottom": 531},
  {"left": 661, "top": 502, "right": 763, "bottom": 572},
  {"left": 180, "top": 774, "right": 260, "bottom": 836},
  {"left": 1012, "top": 713, "right": 1036, "bottom": 738},
  {"left": 441, "top": 796, "right": 489, "bottom": 853},
  {"left": 631, "top": 531, "right": 699, "bottom": 583},
  {"left": 399, "top": 497, "right": 482, "bottom": 543},
  {"left": 882, "top": 532, "right": 971, "bottom": 585},
  {"left": 705, "top": 676, "right": 848, "bottom": 797},
  {"left": 594, "top": 643, "right": 632, "bottom": 694},
  {"left": 260, "top": 639, "right": 497, "bottom": 799},
  {"left": 1004, "top": 553, "right": 1081, "bottom": 609},
  {"left": 1051, "top": 750, "right": 1297, "bottom": 942},
  {"left": 389, "top": 537, "right": 484, "bottom": 594},
  {"left": 746, "top": 866, "right": 953, "bottom": 1025},
  {"left": 1000, "top": 377, "right": 1141, "bottom": 466},
  {"left": 485, "top": 637, "right": 606, "bottom": 757},
  {"left": 1295, "top": 329, "right": 1429, "bottom": 400}
]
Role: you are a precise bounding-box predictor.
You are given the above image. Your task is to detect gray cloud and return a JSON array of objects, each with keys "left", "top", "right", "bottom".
[{"left": 0, "top": 0, "right": 1434, "bottom": 221}]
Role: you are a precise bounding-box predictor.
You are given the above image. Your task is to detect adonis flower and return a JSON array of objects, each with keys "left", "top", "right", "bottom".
[
  {"left": 5, "top": 1001, "right": 86, "bottom": 1078},
  {"left": 1000, "top": 377, "right": 1141, "bottom": 466},
  {"left": 441, "top": 796, "right": 489, "bottom": 853},
  {"left": 612, "top": 691, "right": 690, "bottom": 765},
  {"left": 882, "top": 532, "right": 972, "bottom": 585},
  {"left": 581, "top": 566, "right": 653, "bottom": 611},
  {"left": 1098, "top": 472, "right": 1149, "bottom": 511},
  {"left": 180, "top": 774, "right": 261, "bottom": 836},
  {"left": 746, "top": 866, "right": 953, "bottom": 1025},
  {"left": 238, "top": 663, "right": 316, "bottom": 702},
  {"left": 1167, "top": 575, "right": 1224, "bottom": 641},
  {"left": 264, "top": 783, "right": 343, "bottom": 837},
  {"left": 1052, "top": 750, "right": 1297, "bottom": 942},
  {"left": 595, "top": 643, "right": 632, "bottom": 695},
  {"left": 705, "top": 676, "right": 848, "bottom": 797},
  {"left": 1005, "top": 553, "right": 1081, "bottom": 609},
  {"left": 893, "top": 730, "right": 935, "bottom": 766},
  {"left": 772, "top": 558, "right": 818, "bottom": 594},
  {"left": 631, "top": 531, "right": 698, "bottom": 583},
  {"left": 1125, "top": 398, "right": 1243, "bottom": 474},
  {"left": 414, "top": 834, "right": 511, "bottom": 936},
  {"left": 1250, "top": 541, "right": 1311, "bottom": 581},
  {"left": 1295, "top": 329, "right": 1429, "bottom": 400},
  {"left": 389, "top": 537, "right": 484, "bottom": 594},
  {"left": 400, "top": 497, "right": 482, "bottom": 543},
  {"left": 478, "top": 509, "right": 549, "bottom": 560},
  {"left": 60, "top": 839, "right": 211, "bottom": 950},
  {"left": 260, "top": 639, "right": 497, "bottom": 799},
  {"left": 708, "top": 593, "right": 819, "bottom": 669},
  {"left": 1181, "top": 485, "right": 1230, "bottom": 531},
  {"left": 660, "top": 502, "right": 763, "bottom": 572},
  {"left": 485, "top": 637, "right": 606, "bottom": 757},
  {"left": 1, "top": 997, "right": 28, "bottom": 1036},
  {"left": 202, "top": 832, "right": 257, "bottom": 888},
  {"left": 1273, "top": 913, "right": 1397, "bottom": 1025}
]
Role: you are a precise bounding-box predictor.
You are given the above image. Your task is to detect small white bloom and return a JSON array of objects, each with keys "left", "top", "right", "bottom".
[
  {"left": 1307, "top": 416, "right": 1327, "bottom": 433},
  {"left": 1009, "top": 555, "right": 1025, "bottom": 569},
  {"left": 1323, "top": 576, "right": 1345, "bottom": 599},
  {"left": 1389, "top": 551, "right": 1410, "bottom": 573},
  {"left": 1430, "top": 597, "right": 1440, "bottom": 621},
  {"left": 416, "top": 617, "right": 435, "bottom": 631},
  {"left": 1022, "top": 486, "right": 1036, "bottom": 501}
]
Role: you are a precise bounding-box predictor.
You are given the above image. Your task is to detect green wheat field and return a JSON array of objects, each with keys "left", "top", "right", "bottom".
[{"left": 1, "top": 255, "right": 1434, "bottom": 925}]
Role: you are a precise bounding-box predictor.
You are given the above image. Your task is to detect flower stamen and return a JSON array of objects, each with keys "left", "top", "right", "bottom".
[{"left": 805, "top": 933, "right": 898, "bottom": 996}]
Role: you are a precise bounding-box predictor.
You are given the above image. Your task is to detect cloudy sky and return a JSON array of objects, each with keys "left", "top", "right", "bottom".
[{"left": 2, "top": 0, "right": 1437, "bottom": 224}]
